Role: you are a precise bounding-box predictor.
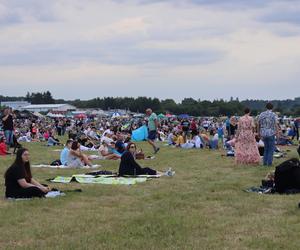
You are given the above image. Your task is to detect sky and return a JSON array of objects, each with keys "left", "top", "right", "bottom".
[{"left": 0, "top": 0, "right": 300, "bottom": 101}]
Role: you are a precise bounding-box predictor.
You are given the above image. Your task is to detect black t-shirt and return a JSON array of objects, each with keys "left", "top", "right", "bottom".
[
  {"left": 5, "top": 165, "right": 28, "bottom": 197},
  {"left": 2, "top": 114, "right": 14, "bottom": 131},
  {"left": 78, "top": 138, "right": 87, "bottom": 146},
  {"left": 181, "top": 121, "right": 190, "bottom": 131}
]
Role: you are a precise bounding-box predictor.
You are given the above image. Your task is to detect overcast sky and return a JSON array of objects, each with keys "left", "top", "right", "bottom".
[{"left": 0, "top": 0, "right": 300, "bottom": 101}]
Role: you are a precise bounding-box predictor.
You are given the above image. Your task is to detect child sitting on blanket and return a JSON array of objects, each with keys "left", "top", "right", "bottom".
[{"left": 118, "top": 142, "right": 175, "bottom": 176}]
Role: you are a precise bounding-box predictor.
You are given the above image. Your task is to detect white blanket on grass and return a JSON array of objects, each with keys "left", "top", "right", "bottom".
[{"left": 32, "top": 164, "right": 101, "bottom": 169}]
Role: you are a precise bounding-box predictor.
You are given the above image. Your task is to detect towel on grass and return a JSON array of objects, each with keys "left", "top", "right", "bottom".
[
  {"left": 32, "top": 164, "right": 101, "bottom": 169},
  {"left": 49, "top": 174, "right": 148, "bottom": 185}
]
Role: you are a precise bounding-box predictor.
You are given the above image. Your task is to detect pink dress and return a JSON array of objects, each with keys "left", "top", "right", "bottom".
[{"left": 235, "top": 115, "right": 260, "bottom": 165}]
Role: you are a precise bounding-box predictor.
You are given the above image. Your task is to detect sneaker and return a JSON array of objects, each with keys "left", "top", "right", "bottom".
[
  {"left": 165, "top": 168, "right": 175, "bottom": 177},
  {"left": 91, "top": 164, "right": 101, "bottom": 168}
]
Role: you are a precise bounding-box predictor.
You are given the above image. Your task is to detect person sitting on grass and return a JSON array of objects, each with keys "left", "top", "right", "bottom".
[
  {"left": 209, "top": 129, "right": 219, "bottom": 150},
  {"left": 67, "top": 141, "right": 94, "bottom": 168},
  {"left": 118, "top": 142, "right": 175, "bottom": 176},
  {"left": 4, "top": 148, "right": 50, "bottom": 199},
  {"left": 191, "top": 133, "right": 203, "bottom": 149},
  {"left": 98, "top": 140, "right": 121, "bottom": 160},
  {"left": 167, "top": 131, "right": 176, "bottom": 146},
  {"left": 47, "top": 131, "right": 61, "bottom": 146},
  {"left": 175, "top": 131, "right": 186, "bottom": 147},
  {"left": 200, "top": 130, "right": 210, "bottom": 148},
  {"left": 60, "top": 139, "right": 73, "bottom": 166},
  {"left": 0, "top": 136, "right": 11, "bottom": 156}
]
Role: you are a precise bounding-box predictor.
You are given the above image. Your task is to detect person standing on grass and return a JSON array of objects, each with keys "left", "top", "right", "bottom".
[
  {"left": 146, "top": 108, "right": 160, "bottom": 154},
  {"left": 292, "top": 119, "right": 299, "bottom": 141},
  {"left": 258, "top": 102, "right": 278, "bottom": 166},
  {"left": 235, "top": 108, "right": 260, "bottom": 165},
  {"left": 4, "top": 148, "right": 50, "bottom": 199},
  {"left": 1, "top": 107, "right": 15, "bottom": 151}
]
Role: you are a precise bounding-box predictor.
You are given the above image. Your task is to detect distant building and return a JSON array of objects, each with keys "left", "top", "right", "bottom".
[
  {"left": 20, "top": 104, "right": 76, "bottom": 112},
  {"left": 1, "top": 101, "right": 31, "bottom": 110}
]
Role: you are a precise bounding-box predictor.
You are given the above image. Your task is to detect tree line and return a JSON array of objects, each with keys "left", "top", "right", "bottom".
[{"left": 1, "top": 92, "right": 299, "bottom": 116}]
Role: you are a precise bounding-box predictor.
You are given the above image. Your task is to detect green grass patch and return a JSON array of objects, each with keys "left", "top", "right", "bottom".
[{"left": 0, "top": 141, "right": 299, "bottom": 249}]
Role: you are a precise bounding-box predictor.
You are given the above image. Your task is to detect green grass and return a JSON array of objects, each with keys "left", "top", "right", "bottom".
[{"left": 0, "top": 140, "right": 300, "bottom": 250}]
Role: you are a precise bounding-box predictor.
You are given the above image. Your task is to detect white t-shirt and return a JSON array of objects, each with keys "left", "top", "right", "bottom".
[
  {"left": 213, "top": 133, "right": 219, "bottom": 141},
  {"left": 193, "top": 136, "right": 203, "bottom": 148}
]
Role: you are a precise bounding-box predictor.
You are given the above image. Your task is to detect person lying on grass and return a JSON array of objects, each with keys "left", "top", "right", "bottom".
[
  {"left": 67, "top": 141, "right": 95, "bottom": 168},
  {"left": 118, "top": 142, "right": 175, "bottom": 177},
  {"left": 98, "top": 140, "right": 121, "bottom": 160},
  {"left": 4, "top": 148, "right": 50, "bottom": 199}
]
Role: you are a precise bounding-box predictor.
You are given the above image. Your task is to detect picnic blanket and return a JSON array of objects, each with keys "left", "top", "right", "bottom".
[
  {"left": 244, "top": 187, "right": 274, "bottom": 194},
  {"left": 32, "top": 164, "right": 101, "bottom": 169},
  {"left": 49, "top": 174, "right": 148, "bottom": 185},
  {"left": 245, "top": 186, "right": 300, "bottom": 195}
]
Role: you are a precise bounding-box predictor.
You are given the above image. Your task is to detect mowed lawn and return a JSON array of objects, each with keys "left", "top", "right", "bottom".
[{"left": 0, "top": 140, "right": 300, "bottom": 250}]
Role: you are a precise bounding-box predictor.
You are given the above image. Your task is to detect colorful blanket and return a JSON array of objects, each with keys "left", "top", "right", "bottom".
[{"left": 49, "top": 174, "right": 148, "bottom": 185}]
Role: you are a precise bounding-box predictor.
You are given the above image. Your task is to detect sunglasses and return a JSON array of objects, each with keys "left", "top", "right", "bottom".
[{"left": 130, "top": 145, "right": 136, "bottom": 149}]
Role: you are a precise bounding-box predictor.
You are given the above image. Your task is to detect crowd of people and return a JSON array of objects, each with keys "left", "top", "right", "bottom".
[{"left": 1, "top": 104, "right": 300, "bottom": 199}]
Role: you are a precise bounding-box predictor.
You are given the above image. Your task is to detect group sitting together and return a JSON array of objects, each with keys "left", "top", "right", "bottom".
[{"left": 4, "top": 143, "right": 174, "bottom": 199}]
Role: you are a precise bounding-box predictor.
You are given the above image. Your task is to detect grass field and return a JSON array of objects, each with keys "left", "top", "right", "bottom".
[{"left": 0, "top": 140, "right": 300, "bottom": 250}]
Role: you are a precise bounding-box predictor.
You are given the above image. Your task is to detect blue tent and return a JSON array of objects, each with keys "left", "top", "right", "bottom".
[
  {"left": 178, "top": 114, "right": 190, "bottom": 119},
  {"left": 132, "top": 125, "right": 148, "bottom": 142}
]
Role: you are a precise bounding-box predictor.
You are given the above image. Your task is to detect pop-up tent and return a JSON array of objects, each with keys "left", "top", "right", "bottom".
[
  {"left": 46, "top": 113, "right": 64, "bottom": 118},
  {"left": 112, "top": 112, "right": 121, "bottom": 119},
  {"left": 132, "top": 125, "right": 148, "bottom": 142}
]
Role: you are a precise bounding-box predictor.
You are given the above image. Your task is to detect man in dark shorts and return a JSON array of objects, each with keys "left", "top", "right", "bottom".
[{"left": 146, "top": 108, "right": 160, "bottom": 154}]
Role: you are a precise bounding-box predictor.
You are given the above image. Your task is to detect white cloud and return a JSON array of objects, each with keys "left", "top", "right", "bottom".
[{"left": 0, "top": 0, "right": 299, "bottom": 100}]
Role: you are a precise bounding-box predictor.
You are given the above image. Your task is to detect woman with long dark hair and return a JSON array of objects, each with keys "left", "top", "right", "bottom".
[
  {"left": 118, "top": 142, "right": 175, "bottom": 176},
  {"left": 4, "top": 148, "right": 50, "bottom": 198},
  {"left": 67, "top": 141, "right": 93, "bottom": 168}
]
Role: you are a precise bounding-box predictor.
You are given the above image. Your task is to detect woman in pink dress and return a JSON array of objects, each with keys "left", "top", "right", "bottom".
[{"left": 235, "top": 108, "right": 260, "bottom": 165}]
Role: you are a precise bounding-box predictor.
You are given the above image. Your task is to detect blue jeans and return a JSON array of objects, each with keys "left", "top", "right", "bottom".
[
  {"left": 210, "top": 139, "right": 218, "bottom": 150},
  {"left": 4, "top": 130, "right": 13, "bottom": 146},
  {"left": 47, "top": 137, "right": 59, "bottom": 146},
  {"left": 262, "top": 135, "right": 275, "bottom": 166}
]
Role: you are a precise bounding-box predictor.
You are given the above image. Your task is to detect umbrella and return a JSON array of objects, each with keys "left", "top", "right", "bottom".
[
  {"left": 158, "top": 113, "right": 165, "bottom": 119},
  {"left": 75, "top": 113, "right": 87, "bottom": 119},
  {"left": 178, "top": 114, "right": 190, "bottom": 119}
]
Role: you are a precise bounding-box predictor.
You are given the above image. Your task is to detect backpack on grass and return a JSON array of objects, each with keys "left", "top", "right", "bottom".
[{"left": 275, "top": 158, "right": 300, "bottom": 193}]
